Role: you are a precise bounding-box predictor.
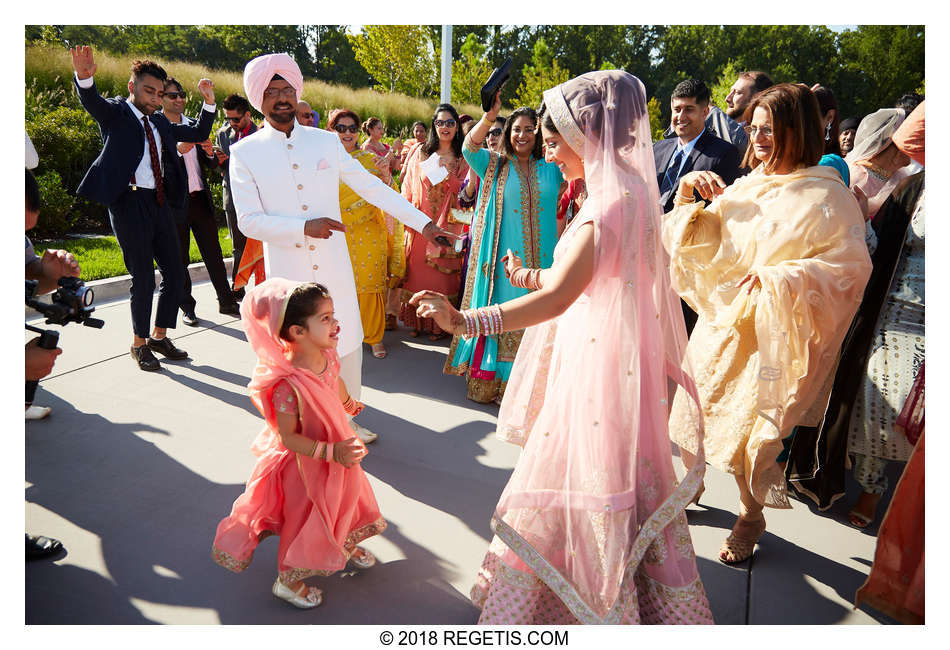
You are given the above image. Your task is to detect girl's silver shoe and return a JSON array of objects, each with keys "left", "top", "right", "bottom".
[
  {"left": 349, "top": 546, "right": 377, "bottom": 569},
  {"left": 272, "top": 579, "right": 322, "bottom": 608}
]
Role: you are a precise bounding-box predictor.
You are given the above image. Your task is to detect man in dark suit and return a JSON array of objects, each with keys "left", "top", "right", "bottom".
[
  {"left": 214, "top": 94, "right": 258, "bottom": 300},
  {"left": 71, "top": 46, "right": 217, "bottom": 371},
  {"left": 654, "top": 79, "right": 742, "bottom": 214},
  {"left": 654, "top": 79, "right": 741, "bottom": 334},
  {"left": 160, "top": 77, "right": 240, "bottom": 326}
]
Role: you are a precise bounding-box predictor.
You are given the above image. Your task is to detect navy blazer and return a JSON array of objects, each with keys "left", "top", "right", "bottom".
[
  {"left": 653, "top": 130, "right": 741, "bottom": 213},
  {"left": 74, "top": 77, "right": 215, "bottom": 209}
]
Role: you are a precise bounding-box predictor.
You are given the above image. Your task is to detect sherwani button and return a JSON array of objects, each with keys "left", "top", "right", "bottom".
[
  {"left": 312, "top": 265, "right": 319, "bottom": 270},
  {"left": 309, "top": 245, "right": 315, "bottom": 251},
  {"left": 302, "top": 205, "right": 308, "bottom": 210},
  {"left": 297, "top": 184, "right": 303, "bottom": 190},
  {"left": 295, "top": 243, "right": 302, "bottom": 248}
]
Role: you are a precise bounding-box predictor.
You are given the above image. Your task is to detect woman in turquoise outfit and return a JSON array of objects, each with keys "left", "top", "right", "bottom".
[{"left": 444, "top": 91, "right": 564, "bottom": 403}]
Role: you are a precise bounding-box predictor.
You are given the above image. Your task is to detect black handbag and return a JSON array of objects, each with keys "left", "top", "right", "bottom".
[{"left": 480, "top": 58, "right": 513, "bottom": 112}]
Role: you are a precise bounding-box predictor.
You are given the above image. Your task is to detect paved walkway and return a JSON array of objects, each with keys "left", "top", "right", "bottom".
[{"left": 25, "top": 280, "right": 898, "bottom": 625}]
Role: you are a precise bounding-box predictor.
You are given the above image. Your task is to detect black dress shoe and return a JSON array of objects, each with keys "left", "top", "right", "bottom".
[
  {"left": 147, "top": 337, "right": 189, "bottom": 360},
  {"left": 219, "top": 301, "right": 241, "bottom": 317},
  {"left": 131, "top": 344, "right": 162, "bottom": 371},
  {"left": 26, "top": 533, "right": 64, "bottom": 561},
  {"left": 232, "top": 287, "right": 246, "bottom": 302},
  {"left": 182, "top": 309, "right": 200, "bottom": 327}
]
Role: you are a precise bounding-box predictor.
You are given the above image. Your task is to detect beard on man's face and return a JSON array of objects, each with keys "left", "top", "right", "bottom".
[{"left": 268, "top": 101, "right": 296, "bottom": 124}]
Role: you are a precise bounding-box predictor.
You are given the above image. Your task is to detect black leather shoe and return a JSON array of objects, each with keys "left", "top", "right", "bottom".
[
  {"left": 232, "top": 287, "right": 246, "bottom": 302},
  {"left": 147, "top": 337, "right": 188, "bottom": 360},
  {"left": 219, "top": 301, "right": 241, "bottom": 317},
  {"left": 26, "top": 533, "right": 64, "bottom": 561},
  {"left": 182, "top": 309, "right": 200, "bottom": 327},
  {"left": 131, "top": 344, "right": 162, "bottom": 371}
]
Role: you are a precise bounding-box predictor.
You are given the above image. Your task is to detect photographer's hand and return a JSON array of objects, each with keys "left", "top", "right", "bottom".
[
  {"left": 26, "top": 338, "right": 61, "bottom": 381},
  {"left": 30, "top": 250, "right": 81, "bottom": 295}
]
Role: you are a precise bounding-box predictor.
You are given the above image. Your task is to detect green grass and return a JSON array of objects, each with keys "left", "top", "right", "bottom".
[{"left": 34, "top": 227, "right": 234, "bottom": 282}]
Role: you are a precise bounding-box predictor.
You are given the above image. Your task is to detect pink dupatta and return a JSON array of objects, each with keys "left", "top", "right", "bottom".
[{"left": 212, "top": 278, "right": 384, "bottom": 575}]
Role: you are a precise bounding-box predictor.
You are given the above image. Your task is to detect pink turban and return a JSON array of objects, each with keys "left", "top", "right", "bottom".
[{"left": 243, "top": 53, "right": 304, "bottom": 113}]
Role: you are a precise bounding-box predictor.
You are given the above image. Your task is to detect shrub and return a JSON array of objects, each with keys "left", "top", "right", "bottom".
[
  {"left": 31, "top": 170, "right": 76, "bottom": 238},
  {"left": 27, "top": 106, "right": 101, "bottom": 198}
]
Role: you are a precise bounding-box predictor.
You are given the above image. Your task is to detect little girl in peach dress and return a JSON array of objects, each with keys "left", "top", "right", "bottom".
[{"left": 212, "top": 279, "right": 386, "bottom": 608}]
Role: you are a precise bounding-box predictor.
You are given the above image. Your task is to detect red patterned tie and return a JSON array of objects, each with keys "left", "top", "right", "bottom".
[{"left": 142, "top": 115, "right": 165, "bottom": 206}]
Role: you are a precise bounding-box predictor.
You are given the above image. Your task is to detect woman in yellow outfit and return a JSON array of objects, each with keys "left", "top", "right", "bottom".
[{"left": 327, "top": 108, "right": 405, "bottom": 359}]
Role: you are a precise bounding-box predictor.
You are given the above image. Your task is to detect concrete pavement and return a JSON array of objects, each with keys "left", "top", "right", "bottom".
[{"left": 25, "top": 279, "right": 897, "bottom": 625}]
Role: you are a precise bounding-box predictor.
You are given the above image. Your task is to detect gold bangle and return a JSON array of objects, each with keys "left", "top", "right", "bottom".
[{"left": 308, "top": 440, "right": 318, "bottom": 457}]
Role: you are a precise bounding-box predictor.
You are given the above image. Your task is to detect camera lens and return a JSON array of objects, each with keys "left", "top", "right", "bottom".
[{"left": 82, "top": 287, "right": 94, "bottom": 307}]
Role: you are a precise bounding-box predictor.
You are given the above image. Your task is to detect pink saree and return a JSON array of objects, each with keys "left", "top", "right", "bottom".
[
  {"left": 211, "top": 278, "right": 385, "bottom": 584},
  {"left": 471, "top": 71, "right": 713, "bottom": 624}
]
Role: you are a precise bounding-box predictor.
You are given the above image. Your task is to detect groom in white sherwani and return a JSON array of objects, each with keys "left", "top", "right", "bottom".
[{"left": 230, "top": 53, "right": 455, "bottom": 444}]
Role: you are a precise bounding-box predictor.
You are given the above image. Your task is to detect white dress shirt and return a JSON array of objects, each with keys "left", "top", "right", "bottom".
[{"left": 229, "top": 121, "right": 432, "bottom": 357}]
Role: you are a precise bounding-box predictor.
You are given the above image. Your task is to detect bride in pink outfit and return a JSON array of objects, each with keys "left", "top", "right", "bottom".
[
  {"left": 212, "top": 279, "right": 385, "bottom": 609},
  {"left": 411, "top": 70, "right": 713, "bottom": 624}
]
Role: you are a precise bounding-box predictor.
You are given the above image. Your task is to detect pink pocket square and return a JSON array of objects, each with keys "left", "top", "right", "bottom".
[{"left": 316, "top": 158, "right": 330, "bottom": 170}]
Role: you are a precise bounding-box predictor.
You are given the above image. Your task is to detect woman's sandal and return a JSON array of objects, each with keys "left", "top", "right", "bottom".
[
  {"left": 719, "top": 514, "right": 766, "bottom": 564},
  {"left": 371, "top": 343, "right": 387, "bottom": 359},
  {"left": 272, "top": 579, "right": 323, "bottom": 609},
  {"left": 408, "top": 330, "right": 419, "bottom": 338},
  {"left": 349, "top": 546, "right": 377, "bottom": 569},
  {"left": 848, "top": 492, "right": 881, "bottom": 529}
]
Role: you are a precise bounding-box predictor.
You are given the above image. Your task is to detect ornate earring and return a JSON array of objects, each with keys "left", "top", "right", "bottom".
[{"left": 825, "top": 122, "right": 832, "bottom": 142}]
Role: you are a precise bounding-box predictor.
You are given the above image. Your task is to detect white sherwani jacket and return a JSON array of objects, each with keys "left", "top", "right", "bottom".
[{"left": 230, "top": 122, "right": 431, "bottom": 357}]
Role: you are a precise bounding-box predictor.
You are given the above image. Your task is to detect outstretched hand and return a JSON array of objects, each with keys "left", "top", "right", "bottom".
[
  {"left": 304, "top": 217, "right": 347, "bottom": 239},
  {"left": 70, "top": 46, "right": 97, "bottom": 80},
  {"left": 409, "top": 290, "right": 464, "bottom": 335},
  {"left": 421, "top": 221, "right": 459, "bottom": 247},
  {"left": 678, "top": 170, "right": 726, "bottom": 201}
]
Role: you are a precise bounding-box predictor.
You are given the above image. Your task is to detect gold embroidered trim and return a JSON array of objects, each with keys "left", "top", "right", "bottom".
[
  {"left": 276, "top": 517, "right": 387, "bottom": 582},
  {"left": 485, "top": 160, "right": 510, "bottom": 306},
  {"left": 211, "top": 546, "right": 253, "bottom": 573}
]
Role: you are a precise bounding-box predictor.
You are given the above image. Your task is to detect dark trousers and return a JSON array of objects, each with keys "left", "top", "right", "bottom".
[
  {"left": 176, "top": 192, "right": 234, "bottom": 311},
  {"left": 224, "top": 202, "right": 246, "bottom": 287},
  {"left": 108, "top": 188, "right": 184, "bottom": 338}
]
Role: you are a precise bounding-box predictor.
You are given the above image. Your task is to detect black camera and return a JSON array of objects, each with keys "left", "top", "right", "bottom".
[
  {"left": 25, "top": 277, "right": 104, "bottom": 406},
  {"left": 26, "top": 276, "right": 103, "bottom": 328}
]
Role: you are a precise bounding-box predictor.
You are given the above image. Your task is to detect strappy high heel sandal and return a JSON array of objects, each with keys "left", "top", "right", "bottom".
[
  {"left": 272, "top": 578, "right": 323, "bottom": 609},
  {"left": 719, "top": 514, "right": 766, "bottom": 564},
  {"left": 349, "top": 546, "right": 377, "bottom": 569}
]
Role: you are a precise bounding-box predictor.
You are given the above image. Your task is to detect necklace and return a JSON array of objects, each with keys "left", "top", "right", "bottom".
[{"left": 859, "top": 160, "right": 892, "bottom": 180}]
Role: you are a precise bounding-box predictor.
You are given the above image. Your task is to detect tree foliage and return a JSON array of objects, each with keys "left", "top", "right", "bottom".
[
  {"left": 347, "top": 25, "right": 437, "bottom": 98},
  {"left": 514, "top": 38, "right": 571, "bottom": 111},
  {"left": 451, "top": 33, "right": 494, "bottom": 108}
]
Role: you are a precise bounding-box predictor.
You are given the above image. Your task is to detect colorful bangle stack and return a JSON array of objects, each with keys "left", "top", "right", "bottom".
[
  {"left": 510, "top": 267, "right": 542, "bottom": 290},
  {"left": 460, "top": 304, "right": 504, "bottom": 340}
]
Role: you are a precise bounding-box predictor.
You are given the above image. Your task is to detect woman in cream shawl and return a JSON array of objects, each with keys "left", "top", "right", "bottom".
[{"left": 663, "top": 83, "right": 871, "bottom": 564}]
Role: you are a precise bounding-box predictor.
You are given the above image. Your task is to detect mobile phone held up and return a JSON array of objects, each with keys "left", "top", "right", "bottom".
[{"left": 481, "top": 58, "right": 513, "bottom": 112}]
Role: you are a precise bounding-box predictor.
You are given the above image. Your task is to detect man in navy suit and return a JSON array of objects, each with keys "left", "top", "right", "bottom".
[
  {"left": 70, "top": 46, "right": 217, "bottom": 371},
  {"left": 654, "top": 79, "right": 741, "bottom": 334},
  {"left": 654, "top": 79, "right": 741, "bottom": 214}
]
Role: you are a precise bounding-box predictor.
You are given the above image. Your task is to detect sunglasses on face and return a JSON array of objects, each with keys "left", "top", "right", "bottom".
[
  {"left": 164, "top": 91, "right": 186, "bottom": 100},
  {"left": 434, "top": 119, "right": 457, "bottom": 128},
  {"left": 226, "top": 116, "right": 245, "bottom": 123},
  {"left": 487, "top": 128, "right": 503, "bottom": 137},
  {"left": 334, "top": 124, "right": 360, "bottom": 134}
]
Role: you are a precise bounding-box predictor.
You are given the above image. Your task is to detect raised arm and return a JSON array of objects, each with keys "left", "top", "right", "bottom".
[
  {"left": 465, "top": 89, "right": 502, "bottom": 153},
  {"left": 70, "top": 46, "right": 120, "bottom": 126}
]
